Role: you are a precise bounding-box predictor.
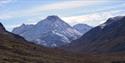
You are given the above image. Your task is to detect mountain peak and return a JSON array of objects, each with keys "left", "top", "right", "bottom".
[
  {"left": 106, "top": 16, "right": 125, "bottom": 24},
  {"left": 20, "top": 23, "right": 26, "bottom": 27},
  {"left": 99, "top": 16, "right": 125, "bottom": 29},
  {"left": 12, "top": 15, "right": 81, "bottom": 47},
  {"left": 0, "top": 23, "right": 6, "bottom": 32},
  {"left": 46, "top": 15, "right": 61, "bottom": 21}
]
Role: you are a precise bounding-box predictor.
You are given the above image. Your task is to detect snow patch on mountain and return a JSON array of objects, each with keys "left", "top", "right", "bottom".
[{"left": 100, "top": 23, "right": 107, "bottom": 29}]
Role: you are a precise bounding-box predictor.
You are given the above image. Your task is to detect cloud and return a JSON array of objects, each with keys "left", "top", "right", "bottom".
[
  {"left": 1, "top": 0, "right": 124, "bottom": 20},
  {"left": 0, "top": 1, "right": 103, "bottom": 20},
  {"left": 4, "top": 24, "right": 20, "bottom": 31},
  {"left": 5, "top": 24, "right": 20, "bottom": 28},
  {"left": 0, "top": 15, "right": 12, "bottom": 20},
  {"left": 20, "top": 1, "right": 103, "bottom": 13},
  {"left": 32, "top": 1, "right": 99, "bottom": 11},
  {"left": 0, "top": 0, "right": 13, "bottom": 7},
  {"left": 19, "top": 9, "right": 125, "bottom": 27},
  {"left": 62, "top": 10, "right": 125, "bottom": 26}
]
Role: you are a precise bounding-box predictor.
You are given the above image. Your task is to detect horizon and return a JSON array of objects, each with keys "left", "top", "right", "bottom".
[{"left": 0, "top": 0, "right": 125, "bottom": 31}]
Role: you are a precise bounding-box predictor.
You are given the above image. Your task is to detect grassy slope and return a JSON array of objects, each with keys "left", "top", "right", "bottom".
[
  {"left": 0, "top": 32, "right": 125, "bottom": 63},
  {"left": 0, "top": 32, "right": 86, "bottom": 63}
]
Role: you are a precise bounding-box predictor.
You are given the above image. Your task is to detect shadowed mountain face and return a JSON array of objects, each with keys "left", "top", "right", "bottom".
[
  {"left": 12, "top": 15, "right": 82, "bottom": 47},
  {"left": 64, "top": 16, "right": 125, "bottom": 53},
  {"left": 0, "top": 23, "right": 6, "bottom": 32}
]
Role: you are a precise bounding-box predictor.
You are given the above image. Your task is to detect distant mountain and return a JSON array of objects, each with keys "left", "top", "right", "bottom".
[
  {"left": 64, "top": 16, "right": 125, "bottom": 53},
  {"left": 12, "top": 15, "right": 82, "bottom": 47},
  {"left": 12, "top": 24, "right": 34, "bottom": 35},
  {"left": 73, "top": 24, "right": 92, "bottom": 35}
]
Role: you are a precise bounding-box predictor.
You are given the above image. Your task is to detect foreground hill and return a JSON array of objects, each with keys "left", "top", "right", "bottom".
[
  {"left": 1, "top": 21, "right": 125, "bottom": 63},
  {"left": 64, "top": 16, "right": 125, "bottom": 53}
]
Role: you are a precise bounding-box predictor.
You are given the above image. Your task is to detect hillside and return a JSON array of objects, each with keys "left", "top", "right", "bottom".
[
  {"left": 1, "top": 32, "right": 125, "bottom": 63},
  {"left": 64, "top": 16, "right": 125, "bottom": 54}
]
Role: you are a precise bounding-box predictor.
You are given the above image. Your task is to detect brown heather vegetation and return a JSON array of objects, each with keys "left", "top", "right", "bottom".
[{"left": 0, "top": 32, "right": 125, "bottom": 63}]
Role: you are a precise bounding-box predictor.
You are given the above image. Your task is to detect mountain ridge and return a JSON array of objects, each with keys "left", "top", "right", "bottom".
[
  {"left": 63, "top": 16, "right": 125, "bottom": 53},
  {"left": 12, "top": 15, "right": 82, "bottom": 47}
]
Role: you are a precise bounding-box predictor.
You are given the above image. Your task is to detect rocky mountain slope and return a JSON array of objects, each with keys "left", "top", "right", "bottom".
[
  {"left": 64, "top": 16, "right": 125, "bottom": 53},
  {"left": 12, "top": 15, "right": 82, "bottom": 47}
]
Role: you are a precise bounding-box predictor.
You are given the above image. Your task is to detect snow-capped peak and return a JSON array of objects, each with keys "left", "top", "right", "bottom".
[{"left": 12, "top": 15, "right": 82, "bottom": 47}]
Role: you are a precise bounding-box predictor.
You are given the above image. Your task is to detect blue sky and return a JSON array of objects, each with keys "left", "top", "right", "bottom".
[{"left": 0, "top": 0, "right": 125, "bottom": 31}]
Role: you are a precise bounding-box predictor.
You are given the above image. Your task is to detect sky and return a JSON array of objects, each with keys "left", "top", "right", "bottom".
[{"left": 0, "top": 0, "right": 125, "bottom": 31}]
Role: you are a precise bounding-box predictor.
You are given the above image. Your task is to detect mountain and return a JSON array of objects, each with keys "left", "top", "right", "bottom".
[
  {"left": 73, "top": 24, "right": 92, "bottom": 35},
  {"left": 1, "top": 21, "right": 125, "bottom": 63},
  {"left": 12, "top": 15, "right": 82, "bottom": 47},
  {"left": 12, "top": 24, "right": 34, "bottom": 35},
  {"left": 64, "top": 16, "right": 125, "bottom": 53},
  {"left": 0, "top": 22, "right": 87, "bottom": 63}
]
